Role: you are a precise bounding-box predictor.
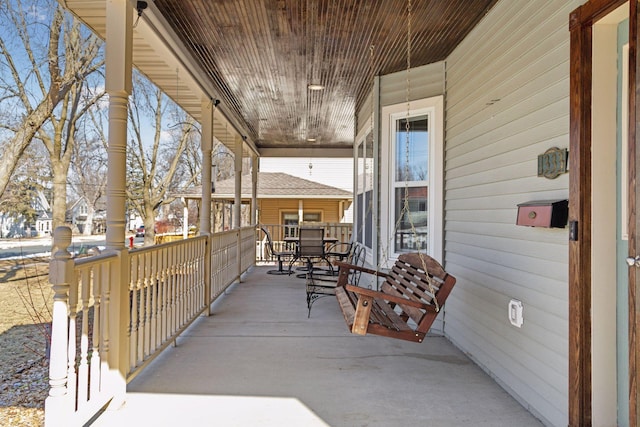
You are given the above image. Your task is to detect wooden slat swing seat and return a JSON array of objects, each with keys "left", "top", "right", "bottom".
[{"left": 334, "top": 253, "right": 456, "bottom": 343}]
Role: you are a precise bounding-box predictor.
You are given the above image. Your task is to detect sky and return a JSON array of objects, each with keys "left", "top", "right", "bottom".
[{"left": 259, "top": 157, "right": 353, "bottom": 192}]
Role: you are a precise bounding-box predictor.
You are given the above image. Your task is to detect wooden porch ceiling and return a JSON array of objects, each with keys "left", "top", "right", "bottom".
[
  {"left": 153, "top": 0, "right": 497, "bottom": 153},
  {"left": 63, "top": 0, "right": 497, "bottom": 156}
]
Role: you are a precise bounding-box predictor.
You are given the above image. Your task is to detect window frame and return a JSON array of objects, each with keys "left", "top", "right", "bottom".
[{"left": 380, "top": 95, "right": 443, "bottom": 265}]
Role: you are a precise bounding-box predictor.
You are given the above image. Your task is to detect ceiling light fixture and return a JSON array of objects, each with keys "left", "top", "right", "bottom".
[
  {"left": 307, "top": 84, "right": 325, "bottom": 91},
  {"left": 307, "top": 138, "right": 316, "bottom": 142}
]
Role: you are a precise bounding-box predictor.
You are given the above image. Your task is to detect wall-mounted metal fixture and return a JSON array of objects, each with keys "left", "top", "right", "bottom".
[
  {"left": 133, "top": 1, "right": 148, "bottom": 28},
  {"left": 537, "top": 147, "right": 568, "bottom": 179},
  {"left": 516, "top": 199, "right": 568, "bottom": 228}
]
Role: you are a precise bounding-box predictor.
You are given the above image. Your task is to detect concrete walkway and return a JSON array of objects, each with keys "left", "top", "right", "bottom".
[{"left": 94, "top": 266, "right": 543, "bottom": 427}]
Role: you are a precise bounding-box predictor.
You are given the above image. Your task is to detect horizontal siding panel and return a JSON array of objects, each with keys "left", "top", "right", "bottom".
[
  {"left": 380, "top": 61, "right": 444, "bottom": 107},
  {"left": 445, "top": 133, "right": 566, "bottom": 181},
  {"left": 447, "top": 56, "right": 569, "bottom": 145},
  {"left": 356, "top": 91, "right": 373, "bottom": 136},
  {"left": 447, "top": 86, "right": 569, "bottom": 160},
  {"left": 445, "top": 241, "right": 567, "bottom": 285},
  {"left": 446, "top": 1, "right": 551, "bottom": 82},
  {"left": 447, "top": 160, "right": 538, "bottom": 190},
  {"left": 446, "top": 120, "right": 568, "bottom": 178},
  {"left": 446, "top": 175, "right": 568, "bottom": 201},
  {"left": 446, "top": 231, "right": 568, "bottom": 265},
  {"left": 445, "top": 188, "right": 569, "bottom": 211},
  {"left": 444, "top": 220, "right": 568, "bottom": 246},
  {"left": 447, "top": 8, "right": 571, "bottom": 115},
  {"left": 446, "top": 2, "right": 573, "bottom": 97},
  {"left": 445, "top": 208, "right": 516, "bottom": 223}
]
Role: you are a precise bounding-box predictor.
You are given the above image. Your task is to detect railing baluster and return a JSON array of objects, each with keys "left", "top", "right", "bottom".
[
  {"left": 90, "top": 264, "right": 101, "bottom": 399},
  {"left": 143, "top": 250, "right": 151, "bottom": 358},
  {"left": 77, "top": 267, "right": 91, "bottom": 405},
  {"left": 129, "top": 254, "right": 138, "bottom": 371},
  {"left": 159, "top": 247, "right": 167, "bottom": 344},
  {"left": 150, "top": 249, "right": 157, "bottom": 352},
  {"left": 67, "top": 270, "right": 79, "bottom": 412}
]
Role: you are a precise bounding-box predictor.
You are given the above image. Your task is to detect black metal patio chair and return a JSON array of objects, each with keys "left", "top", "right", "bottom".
[{"left": 261, "top": 226, "right": 295, "bottom": 275}]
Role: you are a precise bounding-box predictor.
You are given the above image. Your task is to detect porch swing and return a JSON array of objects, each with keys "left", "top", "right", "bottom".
[{"left": 334, "top": 0, "right": 456, "bottom": 343}]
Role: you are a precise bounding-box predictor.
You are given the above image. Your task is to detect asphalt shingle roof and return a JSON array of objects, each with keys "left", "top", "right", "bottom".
[{"left": 178, "top": 172, "right": 351, "bottom": 199}]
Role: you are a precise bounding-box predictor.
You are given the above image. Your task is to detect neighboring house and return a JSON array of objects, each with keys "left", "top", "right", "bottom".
[
  {"left": 66, "top": 197, "right": 107, "bottom": 235},
  {"left": 34, "top": 210, "right": 52, "bottom": 237},
  {"left": 178, "top": 172, "right": 353, "bottom": 234},
  {"left": 66, "top": 198, "right": 90, "bottom": 234},
  {"left": 0, "top": 189, "right": 52, "bottom": 238}
]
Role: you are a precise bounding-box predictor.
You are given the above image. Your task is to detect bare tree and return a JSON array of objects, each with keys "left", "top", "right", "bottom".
[
  {"left": 0, "top": 1, "right": 103, "bottom": 199},
  {"left": 68, "top": 107, "right": 108, "bottom": 235},
  {"left": 127, "top": 71, "right": 198, "bottom": 245},
  {"left": 37, "top": 76, "right": 105, "bottom": 231},
  {"left": 0, "top": 145, "right": 50, "bottom": 237}
]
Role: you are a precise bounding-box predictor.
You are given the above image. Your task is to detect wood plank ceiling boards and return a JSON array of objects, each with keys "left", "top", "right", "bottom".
[{"left": 152, "top": 0, "right": 497, "bottom": 153}]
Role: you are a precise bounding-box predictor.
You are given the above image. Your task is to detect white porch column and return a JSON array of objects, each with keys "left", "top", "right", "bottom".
[
  {"left": 200, "top": 98, "right": 213, "bottom": 235},
  {"left": 251, "top": 155, "right": 258, "bottom": 225},
  {"left": 233, "top": 137, "right": 243, "bottom": 229},
  {"left": 104, "top": 0, "right": 132, "bottom": 408},
  {"left": 200, "top": 100, "right": 213, "bottom": 314},
  {"left": 298, "top": 200, "right": 304, "bottom": 226},
  {"left": 105, "top": 0, "right": 132, "bottom": 250}
]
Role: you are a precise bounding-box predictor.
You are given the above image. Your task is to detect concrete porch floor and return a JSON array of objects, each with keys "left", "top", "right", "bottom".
[{"left": 93, "top": 265, "right": 543, "bottom": 427}]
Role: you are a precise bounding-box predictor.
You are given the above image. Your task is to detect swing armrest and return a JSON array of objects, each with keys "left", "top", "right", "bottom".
[
  {"left": 344, "top": 284, "right": 437, "bottom": 312},
  {"left": 334, "top": 261, "right": 389, "bottom": 287}
]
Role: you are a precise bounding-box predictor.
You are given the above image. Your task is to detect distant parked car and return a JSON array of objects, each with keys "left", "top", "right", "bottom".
[{"left": 135, "top": 226, "right": 145, "bottom": 237}]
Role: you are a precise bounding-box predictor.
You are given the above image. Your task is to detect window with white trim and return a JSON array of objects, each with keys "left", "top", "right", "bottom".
[{"left": 381, "top": 96, "right": 443, "bottom": 263}]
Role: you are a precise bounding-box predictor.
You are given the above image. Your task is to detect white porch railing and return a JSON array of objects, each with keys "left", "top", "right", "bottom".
[
  {"left": 45, "top": 225, "right": 255, "bottom": 426},
  {"left": 127, "top": 235, "right": 208, "bottom": 379}
]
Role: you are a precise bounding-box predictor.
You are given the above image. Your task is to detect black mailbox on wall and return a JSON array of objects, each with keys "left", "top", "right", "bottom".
[{"left": 516, "top": 199, "right": 568, "bottom": 228}]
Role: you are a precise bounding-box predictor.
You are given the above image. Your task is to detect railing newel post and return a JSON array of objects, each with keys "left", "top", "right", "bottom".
[
  {"left": 44, "top": 226, "right": 74, "bottom": 426},
  {"left": 203, "top": 232, "right": 212, "bottom": 315}
]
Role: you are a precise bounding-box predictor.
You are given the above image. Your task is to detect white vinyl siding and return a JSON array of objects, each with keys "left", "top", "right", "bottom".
[
  {"left": 356, "top": 61, "right": 445, "bottom": 136},
  {"left": 444, "top": 1, "right": 582, "bottom": 426},
  {"left": 380, "top": 61, "right": 445, "bottom": 107}
]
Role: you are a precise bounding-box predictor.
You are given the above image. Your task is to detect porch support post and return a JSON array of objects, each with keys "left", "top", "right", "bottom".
[
  {"left": 200, "top": 99, "right": 213, "bottom": 235},
  {"left": 182, "top": 198, "right": 188, "bottom": 239},
  {"left": 569, "top": 6, "right": 593, "bottom": 427},
  {"left": 233, "top": 137, "right": 243, "bottom": 229},
  {"left": 105, "top": 0, "right": 132, "bottom": 251},
  {"left": 104, "top": 0, "right": 132, "bottom": 407},
  {"left": 251, "top": 154, "right": 258, "bottom": 225},
  {"left": 298, "top": 200, "right": 303, "bottom": 229},
  {"left": 200, "top": 98, "right": 213, "bottom": 314}
]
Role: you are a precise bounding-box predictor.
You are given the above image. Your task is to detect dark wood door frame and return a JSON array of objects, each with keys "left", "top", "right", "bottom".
[{"left": 569, "top": 1, "right": 635, "bottom": 426}]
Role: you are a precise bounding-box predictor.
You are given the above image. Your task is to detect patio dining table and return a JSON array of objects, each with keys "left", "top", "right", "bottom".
[{"left": 284, "top": 233, "right": 338, "bottom": 274}]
